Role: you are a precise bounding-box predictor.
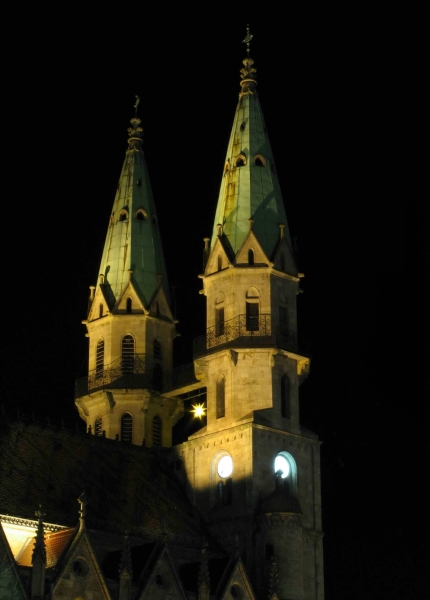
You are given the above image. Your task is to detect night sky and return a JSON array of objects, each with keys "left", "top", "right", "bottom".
[{"left": 1, "top": 10, "right": 428, "bottom": 598}]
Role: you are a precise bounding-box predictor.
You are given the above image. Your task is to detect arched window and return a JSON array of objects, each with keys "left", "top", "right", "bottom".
[
  {"left": 253, "top": 154, "right": 266, "bottom": 167},
  {"left": 94, "top": 417, "right": 103, "bottom": 436},
  {"left": 152, "top": 416, "right": 162, "bottom": 446},
  {"left": 153, "top": 363, "right": 162, "bottom": 391},
  {"left": 119, "top": 209, "right": 128, "bottom": 222},
  {"left": 234, "top": 154, "right": 246, "bottom": 167},
  {"left": 121, "top": 335, "right": 135, "bottom": 374},
  {"left": 99, "top": 304, "right": 103, "bottom": 319},
  {"left": 274, "top": 451, "right": 297, "bottom": 493},
  {"left": 121, "top": 413, "right": 133, "bottom": 443},
  {"left": 126, "top": 298, "right": 132, "bottom": 314},
  {"left": 281, "top": 374, "right": 291, "bottom": 418},
  {"left": 246, "top": 288, "right": 260, "bottom": 331},
  {"left": 153, "top": 339, "right": 162, "bottom": 359},
  {"left": 248, "top": 249, "right": 255, "bottom": 265},
  {"left": 217, "top": 254, "right": 222, "bottom": 271},
  {"left": 216, "top": 375, "right": 225, "bottom": 419},
  {"left": 96, "top": 339, "right": 104, "bottom": 378},
  {"left": 135, "top": 208, "right": 147, "bottom": 221}
]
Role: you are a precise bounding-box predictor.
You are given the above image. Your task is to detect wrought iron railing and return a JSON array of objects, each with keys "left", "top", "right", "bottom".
[
  {"left": 75, "top": 354, "right": 151, "bottom": 398},
  {"left": 193, "top": 314, "right": 298, "bottom": 358}
]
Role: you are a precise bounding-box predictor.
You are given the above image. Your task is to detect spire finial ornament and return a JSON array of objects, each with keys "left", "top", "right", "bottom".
[
  {"left": 134, "top": 95, "right": 140, "bottom": 115},
  {"left": 242, "top": 24, "right": 253, "bottom": 57},
  {"left": 239, "top": 25, "right": 257, "bottom": 98}
]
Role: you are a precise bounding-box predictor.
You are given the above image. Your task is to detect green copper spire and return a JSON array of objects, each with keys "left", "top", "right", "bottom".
[
  {"left": 211, "top": 30, "right": 294, "bottom": 264},
  {"left": 98, "top": 102, "right": 170, "bottom": 307}
]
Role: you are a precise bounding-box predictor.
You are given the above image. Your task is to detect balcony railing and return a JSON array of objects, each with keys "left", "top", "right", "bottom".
[
  {"left": 193, "top": 314, "right": 298, "bottom": 358},
  {"left": 75, "top": 354, "right": 156, "bottom": 398}
]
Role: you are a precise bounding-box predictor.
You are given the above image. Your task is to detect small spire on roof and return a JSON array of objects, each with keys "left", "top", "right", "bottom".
[
  {"left": 134, "top": 95, "right": 140, "bottom": 115},
  {"left": 78, "top": 491, "right": 88, "bottom": 531}
]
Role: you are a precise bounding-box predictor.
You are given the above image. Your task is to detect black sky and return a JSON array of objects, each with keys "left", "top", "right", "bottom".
[{"left": 1, "top": 10, "right": 428, "bottom": 598}]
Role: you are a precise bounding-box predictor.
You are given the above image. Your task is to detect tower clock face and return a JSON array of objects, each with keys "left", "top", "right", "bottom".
[{"left": 217, "top": 455, "right": 233, "bottom": 478}]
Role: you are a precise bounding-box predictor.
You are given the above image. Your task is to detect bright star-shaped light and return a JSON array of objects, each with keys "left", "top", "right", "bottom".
[{"left": 191, "top": 403, "right": 206, "bottom": 418}]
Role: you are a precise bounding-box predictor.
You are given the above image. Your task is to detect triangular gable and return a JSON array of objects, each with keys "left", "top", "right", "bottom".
[
  {"left": 88, "top": 285, "right": 112, "bottom": 322},
  {"left": 148, "top": 284, "right": 174, "bottom": 322},
  {"left": 113, "top": 279, "right": 147, "bottom": 314},
  {"left": 205, "top": 236, "right": 232, "bottom": 276},
  {"left": 217, "top": 556, "right": 256, "bottom": 600},
  {"left": 0, "top": 523, "right": 27, "bottom": 600},
  {"left": 272, "top": 236, "right": 298, "bottom": 277},
  {"left": 235, "top": 229, "right": 270, "bottom": 266},
  {"left": 52, "top": 529, "right": 111, "bottom": 599},
  {"left": 138, "top": 542, "right": 187, "bottom": 599}
]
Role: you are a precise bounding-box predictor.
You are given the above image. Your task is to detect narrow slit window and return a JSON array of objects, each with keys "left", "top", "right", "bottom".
[
  {"left": 215, "top": 307, "right": 225, "bottom": 337},
  {"left": 126, "top": 298, "right": 132, "bottom": 314},
  {"left": 216, "top": 375, "right": 225, "bottom": 418},
  {"left": 248, "top": 249, "right": 255, "bottom": 265},
  {"left": 246, "top": 302, "right": 259, "bottom": 331}
]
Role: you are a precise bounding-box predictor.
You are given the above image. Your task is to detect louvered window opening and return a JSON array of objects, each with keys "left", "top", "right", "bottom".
[
  {"left": 152, "top": 416, "right": 162, "bottom": 446},
  {"left": 96, "top": 340, "right": 104, "bottom": 378},
  {"left": 121, "top": 414, "right": 133, "bottom": 443},
  {"left": 122, "top": 335, "right": 135, "bottom": 374}
]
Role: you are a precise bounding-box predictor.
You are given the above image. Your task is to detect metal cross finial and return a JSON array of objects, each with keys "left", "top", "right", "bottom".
[
  {"left": 242, "top": 24, "right": 253, "bottom": 56},
  {"left": 134, "top": 95, "right": 140, "bottom": 115}
]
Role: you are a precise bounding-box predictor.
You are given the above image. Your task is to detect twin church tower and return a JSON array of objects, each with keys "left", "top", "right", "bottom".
[{"left": 75, "top": 39, "right": 324, "bottom": 599}]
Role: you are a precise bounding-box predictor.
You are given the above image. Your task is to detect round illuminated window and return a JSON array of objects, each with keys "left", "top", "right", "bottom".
[
  {"left": 274, "top": 454, "right": 291, "bottom": 479},
  {"left": 217, "top": 455, "right": 233, "bottom": 478}
]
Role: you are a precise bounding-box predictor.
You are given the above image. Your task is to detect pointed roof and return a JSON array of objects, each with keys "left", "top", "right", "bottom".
[
  {"left": 211, "top": 30, "right": 295, "bottom": 265},
  {"left": 97, "top": 105, "right": 170, "bottom": 308}
]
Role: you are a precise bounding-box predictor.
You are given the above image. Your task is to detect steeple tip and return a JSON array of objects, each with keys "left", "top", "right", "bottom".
[
  {"left": 127, "top": 96, "right": 143, "bottom": 152},
  {"left": 240, "top": 25, "right": 257, "bottom": 97}
]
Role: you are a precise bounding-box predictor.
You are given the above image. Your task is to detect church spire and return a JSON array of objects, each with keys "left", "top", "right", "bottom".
[
  {"left": 211, "top": 28, "right": 295, "bottom": 267},
  {"left": 97, "top": 98, "right": 170, "bottom": 309}
]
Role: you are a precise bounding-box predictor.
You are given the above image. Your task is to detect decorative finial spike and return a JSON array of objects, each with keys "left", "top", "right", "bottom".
[
  {"left": 242, "top": 24, "right": 253, "bottom": 57},
  {"left": 134, "top": 95, "right": 140, "bottom": 115}
]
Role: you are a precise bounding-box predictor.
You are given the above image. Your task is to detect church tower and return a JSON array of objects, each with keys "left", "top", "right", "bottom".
[
  {"left": 75, "top": 106, "right": 183, "bottom": 447},
  {"left": 174, "top": 32, "right": 324, "bottom": 599}
]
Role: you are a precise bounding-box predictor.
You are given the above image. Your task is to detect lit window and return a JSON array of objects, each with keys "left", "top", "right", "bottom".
[{"left": 274, "top": 451, "right": 297, "bottom": 492}]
